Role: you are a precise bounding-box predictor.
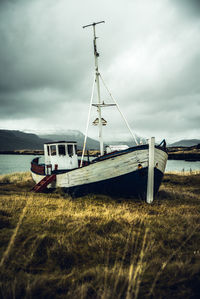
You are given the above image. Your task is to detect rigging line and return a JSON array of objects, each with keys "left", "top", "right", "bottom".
[
  {"left": 80, "top": 75, "right": 96, "bottom": 167},
  {"left": 99, "top": 74, "right": 139, "bottom": 146}
]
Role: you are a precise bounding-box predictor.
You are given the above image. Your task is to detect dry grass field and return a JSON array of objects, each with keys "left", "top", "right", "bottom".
[{"left": 0, "top": 171, "right": 199, "bottom": 298}]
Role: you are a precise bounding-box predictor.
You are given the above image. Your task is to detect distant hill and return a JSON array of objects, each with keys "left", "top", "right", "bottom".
[
  {"left": 0, "top": 130, "right": 49, "bottom": 151},
  {"left": 0, "top": 129, "right": 99, "bottom": 151},
  {"left": 39, "top": 130, "right": 99, "bottom": 150},
  {"left": 105, "top": 135, "right": 146, "bottom": 147},
  {"left": 169, "top": 139, "right": 200, "bottom": 147},
  {"left": 1, "top": 129, "right": 199, "bottom": 151},
  {"left": 39, "top": 131, "right": 145, "bottom": 149}
]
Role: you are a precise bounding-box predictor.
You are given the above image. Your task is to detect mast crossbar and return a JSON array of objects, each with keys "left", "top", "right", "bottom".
[
  {"left": 83, "top": 21, "right": 105, "bottom": 29},
  {"left": 92, "top": 104, "right": 116, "bottom": 107}
]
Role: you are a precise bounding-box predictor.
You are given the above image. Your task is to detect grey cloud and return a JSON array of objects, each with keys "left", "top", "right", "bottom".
[
  {"left": 172, "top": 0, "right": 200, "bottom": 18},
  {"left": 0, "top": 0, "right": 91, "bottom": 93},
  {"left": 0, "top": 0, "right": 199, "bottom": 142}
]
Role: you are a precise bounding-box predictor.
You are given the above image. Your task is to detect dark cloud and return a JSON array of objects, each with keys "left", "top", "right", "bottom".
[
  {"left": 0, "top": 0, "right": 199, "bottom": 141},
  {"left": 0, "top": 89, "right": 66, "bottom": 119},
  {"left": 0, "top": 0, "right": 93, "bottom": 94},
  {"left": 172, "top": 0, "right": 200, "bottom": 18}
]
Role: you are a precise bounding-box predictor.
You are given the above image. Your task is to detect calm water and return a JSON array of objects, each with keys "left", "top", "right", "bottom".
[
  {"left": 0, "top": 155, "right": 43, "bottom": 175},
  {"left": 165, "top": 160, "right": 200, "bottom": 172},
  {"left": 0, "top": 154, "right": 200, "bottom": 175}
]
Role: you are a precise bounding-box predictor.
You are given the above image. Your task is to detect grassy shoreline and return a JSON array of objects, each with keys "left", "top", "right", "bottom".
[{"left": 0, "top": 172, "right": 199, "bottom": 298}]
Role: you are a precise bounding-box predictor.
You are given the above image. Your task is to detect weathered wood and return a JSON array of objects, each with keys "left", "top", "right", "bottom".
[
  {"left": 32, "top": 146, "right": 168, "bottom": 198},
  {"left": 31, "top": 174, "right": 56, "bottom": 192},
  {"left": 146, "top": 137, "right": 155, "bottom": 204}
]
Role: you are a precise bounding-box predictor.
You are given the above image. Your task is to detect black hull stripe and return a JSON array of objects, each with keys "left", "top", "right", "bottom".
[{"left": 60, "top": 167, "right": 164, "bottom": 199}]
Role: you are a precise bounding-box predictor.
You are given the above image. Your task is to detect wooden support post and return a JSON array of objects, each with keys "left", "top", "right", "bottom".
[{"left": 147, "top": 137, "right": 155, "bottom": 204}]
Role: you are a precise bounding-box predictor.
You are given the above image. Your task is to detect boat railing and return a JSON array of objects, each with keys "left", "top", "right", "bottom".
[{"left": 31, "top": 157, "right": 45, "bottom": 175}]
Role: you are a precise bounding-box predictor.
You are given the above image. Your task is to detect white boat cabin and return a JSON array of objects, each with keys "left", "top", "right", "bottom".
[{"left": 44, "top": 141, "right": 78, "bottom": 173}]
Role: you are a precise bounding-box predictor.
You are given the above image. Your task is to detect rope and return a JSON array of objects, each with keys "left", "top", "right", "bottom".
[
  {"left": 99, "top": 74, "right": 139, "bottom": 146},
  {"left": 80, "top": 75, "right": 96, "bottom": 167}
]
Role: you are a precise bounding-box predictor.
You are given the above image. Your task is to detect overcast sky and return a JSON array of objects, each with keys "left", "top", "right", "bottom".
[{"left": 0, "top": 0, "right": 200, "bottom": 143}]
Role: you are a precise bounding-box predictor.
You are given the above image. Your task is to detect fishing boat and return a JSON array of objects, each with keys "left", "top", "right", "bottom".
[{"left": 31, "top": 21, "right": 168, "bottom": 199}]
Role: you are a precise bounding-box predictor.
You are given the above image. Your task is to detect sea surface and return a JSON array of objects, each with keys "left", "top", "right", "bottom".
[
  {"left": 0, "top": 154, "right": 200, "bottom": 175},
  {"left": 0, "top": 155, "right": 44, "bottom": 175}
]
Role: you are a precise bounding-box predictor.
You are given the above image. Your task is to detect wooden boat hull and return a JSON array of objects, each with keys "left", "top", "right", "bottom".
[
  {"left": 31, "top": 145, "right": 168, "bottom": 198},
  {"left": 61, "top": 167, "right": 163, "bottom": 198}
]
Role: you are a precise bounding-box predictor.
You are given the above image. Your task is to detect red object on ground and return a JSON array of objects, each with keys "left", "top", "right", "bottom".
[{"left": 31, "top": 174, "right": 56, "bottom": 192}]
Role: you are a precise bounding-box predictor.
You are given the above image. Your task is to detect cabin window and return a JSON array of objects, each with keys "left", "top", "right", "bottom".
[
  {"left": 68, "top": 145, "right": 73, "bottom": 157},
  {"left": 74, "top": 145, "right": 77, "bottom": 154},
  {"left": 50, "top": 145, "right": 56, "bottom": 156},
  {"left": 47, "top": 146, "right": 50, "bottom": 156},
  {"left": 58, "top": 145, "right": 66, "bottom": 156}
]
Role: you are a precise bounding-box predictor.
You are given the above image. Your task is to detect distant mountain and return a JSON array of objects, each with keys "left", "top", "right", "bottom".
[
  {"left": 0, "top": 130, "right": 49, "bottom": 151},
  {"left": 105, "top": 135, "right": 146, "bottom": 147},
  {"left": 39, "top": 130, "right": 145, "bottom": 149},
  {"left": 39, "top": 130, "right": 99, "bottom": 150},
  {"left": 0, "top": 129, "right": 100, "bottom": 151},
  {"left": 2, "top": 129, "right": 198, "bottom": 151},
  {"left": 108, "top": 138, "right": 200, "bottom": 148},
  {"left": 169, "top": 139, "right": 200, "bottom": 147}
]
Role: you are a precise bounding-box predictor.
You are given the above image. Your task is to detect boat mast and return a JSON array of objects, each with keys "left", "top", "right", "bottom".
[{"left": 83, "top": 21, "right": 105, "bottom": 156}]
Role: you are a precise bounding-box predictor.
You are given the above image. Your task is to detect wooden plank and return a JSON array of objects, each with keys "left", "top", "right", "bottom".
[
  {"left": 57, "top": 149, "right": 149, "bottom": 187},
  {"left": 147, "top": 137, "right": 155, "bottom": 204},
  {"left": 32, "top": 147, "right": 168, "bottom": 191}
]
